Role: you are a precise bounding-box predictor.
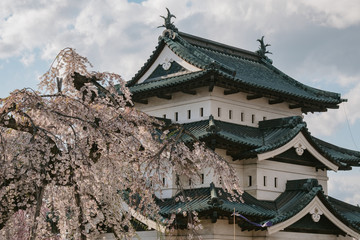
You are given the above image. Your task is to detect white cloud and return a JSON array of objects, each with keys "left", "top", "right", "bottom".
[
  {"left": 328, "top": 170, "right": 360, "bottom": 205},
  {"left": 20, "top": 53, "right": 35, "bottom": 66},
  {"left": 1, "top": 0, "right": 359, "bottom": 79},
  {"left": 300, "top": 0, "right": 360, "bottom": 28},
  {"left": 305, "top": 75, "right": 360, "bottom": 137}
]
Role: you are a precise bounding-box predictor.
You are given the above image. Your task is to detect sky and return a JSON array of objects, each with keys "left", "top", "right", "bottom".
[{"left": 0, "top": 0, "right": 360, "bottom": 205}]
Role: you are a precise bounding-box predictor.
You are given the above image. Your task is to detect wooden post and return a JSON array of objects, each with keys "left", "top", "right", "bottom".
[{"left": 233, "top": 208, "right": 235, "bottom": 240}]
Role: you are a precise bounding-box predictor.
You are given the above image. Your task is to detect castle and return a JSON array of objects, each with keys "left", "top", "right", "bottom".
[{"left": 119, "top": 10, "right": 360, "bottom": 240}]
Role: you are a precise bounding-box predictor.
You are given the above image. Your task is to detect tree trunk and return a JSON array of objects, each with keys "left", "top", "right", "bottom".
[
  {"left": 29, "top": 185, "right": 45, "bottom": 240},
  {"left": 74, "top": 184, "right": 86, "bottom": 240}
]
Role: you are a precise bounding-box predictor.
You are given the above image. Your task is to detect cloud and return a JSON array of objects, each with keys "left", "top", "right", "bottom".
[
  {"left": 1, "top": 0, "right": 359, "bottom": 79},
  {"left": 305, "top": 75, "right": 360, "bottom": 138},
  {"left": 20, "top": 53, "right": 35, "bottom": 66},
  {"left": 328, "top": 170, "right": 360, "bottom": 205},
  {"left": 300, "top": 0, "right": 360, "bottom": 28}
]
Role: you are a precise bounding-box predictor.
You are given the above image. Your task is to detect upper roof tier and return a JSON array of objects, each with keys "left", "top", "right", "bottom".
[{"left": 127, "top": 26, "right": 346, "bottom": 113}]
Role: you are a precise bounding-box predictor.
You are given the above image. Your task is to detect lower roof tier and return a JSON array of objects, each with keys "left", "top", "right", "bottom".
[{"left": 157, "top": 179, "right": 360, "bottom": 238}]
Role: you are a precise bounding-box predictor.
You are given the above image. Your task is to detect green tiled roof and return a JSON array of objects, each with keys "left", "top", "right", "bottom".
[
  {"left": 128, "top": 31, "right": 344, "bottom": 113},
  {"left": 312, "top": 137, "right": 360, "bottom": 167},
  {"left": 129, "top": 71, "right": 208, "bottom": 94},
  {"left": 157, "top": 179, "right": 360, "bottom": 233},
  {"left": 157, "top": 186, "right": 275, "bottom": 219},
  {"left": 180, "top": 116, "right": 360, "bottom": 169}
]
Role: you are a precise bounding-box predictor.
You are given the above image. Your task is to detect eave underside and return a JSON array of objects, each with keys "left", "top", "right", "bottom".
[{"left": 130, "top": 71, "right": 341, "bottom": 113}]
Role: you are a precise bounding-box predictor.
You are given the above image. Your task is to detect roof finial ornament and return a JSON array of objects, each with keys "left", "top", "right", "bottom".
[
  {"left": 158, "top": 8, "right": 178, "bottom": 40},
  {"left": 256, "top": 36, "right": 273, "bottom": 64}
]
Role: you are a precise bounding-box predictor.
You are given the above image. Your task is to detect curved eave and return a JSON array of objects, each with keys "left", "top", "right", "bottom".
[
  {"left": 215, "top": 70, "right": 343, "bottom": 113},
  {"left": 129, "top": 69, "right": 342, "bottom": 113},
  {"left": 257, "top": 131, "right": 340, "bottom": 171},
  {"left": 129, "top": 70, "right": 210, "bottom": 100},
  {"left": 267, "top": 196, "right": 360, "bottom": 238},
  {"left": 311, "top": 137, "right": 360, "bottom": 169}
]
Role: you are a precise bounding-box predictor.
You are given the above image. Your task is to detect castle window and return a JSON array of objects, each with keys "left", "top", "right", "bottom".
[
  {"left": 189, "top": 178, "right": 192, "bottom": 186},
  {"left": 200, "top": 107, "right": 204, "bottom": 117},
  {"left": 229, "top": 110, "right": 232, "bottom": 119},
  {"left": 218, "top": 176, "right": 222, "bottom": 185},
  {"left": 263, "top": 176, "right": 267, "bottom": 186},
  {"left": 175, "top": 112, "right": 178, "bottom": 121},
  {"left": 162, "top": 177, "right": 166, "bottom": 186},
  {"left": 217, "top": 108, "right": 221, "bottom": 117},
  {"left": 201, "top": 174, "right": 204, "bottom": 184},
  {"left": 241, "top": 112, "right": 244, "bottom": 122},
  {"left": 274, "top": 177, "right": 278, "bottom": 188},
  {"left": 188, "top": 110, "right": 191, "bottom": 119},
  {"left": 252, "top": 114, "right": 255, "bottom": 123},
  {"left": 248, "top": 176, "right": 252, "bottom": 187}
]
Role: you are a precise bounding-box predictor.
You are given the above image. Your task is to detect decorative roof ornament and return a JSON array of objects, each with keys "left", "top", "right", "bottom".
[
  {"left": 158, "top": 8, "right": 178, "bottom": 40},
  {"left": 310, "top": 207, "right": 323, "bottom": 223},
  {"left": 294, "top": 142, "right": 306, "bottom": 156},
  {"left": 206, "top": 115, "right": 220, "bottom": 133},
  {"left": 207, "top": 182, "right": 224, "bottom": 207},
  {"left": 256, "top": 36, "right": 273, "bottom": 64}
]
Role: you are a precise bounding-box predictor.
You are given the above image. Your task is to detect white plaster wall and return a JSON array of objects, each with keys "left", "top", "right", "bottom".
[
  {"left": 98, "top": 231, "right": 163, "bottom": 240},
  {"left": 167, "top": 219, "right": 355, "bottom": 239},
  {"left": 241, "top": 158, "right": 328, "bottom": 200},
  {"left": 269, "top": 231, "right": 355, "bottom": 240},
  {"left": 157, "top": 147, "right": 328, "bottom": 201},
  {"left": 136, "top": 86, "right": 302, "bottom": 127},
  {"left": 100, "top": 221, "right": 356, "bottom": 240}
]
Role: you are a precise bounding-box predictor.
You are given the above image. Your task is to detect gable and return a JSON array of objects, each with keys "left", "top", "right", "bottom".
[
  {"left": 146, "top": 61, "right": 187, "bottom": 80},
  {"left": 257, "top": 132, "right": 339, "bottom": 171},
  {"left": 137, "top": 45, "right": 201, "bottom": 84},
  {"left": 284, "top": 213, "right": 346, "bottom": 235},
  {"left": 273, "top": 148, "right": 328, "bottom": 169},
  {"left": 268, "top": 196, "right": 360, "bottom": 238}
]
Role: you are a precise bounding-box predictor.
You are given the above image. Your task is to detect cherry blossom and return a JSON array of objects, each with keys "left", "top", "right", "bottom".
[{"left": 0, "top": 48, "right": 241, "bottom": 239}]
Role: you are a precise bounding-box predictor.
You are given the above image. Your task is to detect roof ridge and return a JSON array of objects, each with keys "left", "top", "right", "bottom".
[
  {"left": 178, "top": 31, "right": 260, "bottom": 61},
  {"left": 193, "top": 39, "right": 260, "bottom": 63}
]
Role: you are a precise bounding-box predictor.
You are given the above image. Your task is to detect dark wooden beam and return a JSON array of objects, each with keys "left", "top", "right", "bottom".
[
  {"left": 327, "top": 105, "right": 340, "bottom": 109},
  {"left": 247, "top": 94, "right": 262, "bottom": 100},
  {"left": 134, "top": 99, "right": 148, "bottom": 104},
  {"left": 182, "top": 89, "right": 196, "bottom": 95},
  {"left": 157, "top": 94, "right": 172, "bottom": 100},
  {"left": 269, "top": 99, "right": 284, "bottom": 105},
  {"left": 289, "top": 104, "right": 302, "bottom": 109},
  {"left": 224, "top": 89, "right": 240, "bottom": 95},
  {"left": 302, "top": 107, "right": 327, "bottom": 113}
]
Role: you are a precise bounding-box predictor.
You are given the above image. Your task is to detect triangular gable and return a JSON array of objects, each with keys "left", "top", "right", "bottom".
[
  {"left": 285, "top": 213, "right": 346, "bottom": 235},
  {"left": 257, "top": 132, "right": 339, "bottom": 171},
  {"left": 267, "top": 196, "right": 360, "bottom": 238},
  {"left": 137, "top": 45, "right": 201, "bottom": 84}
]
